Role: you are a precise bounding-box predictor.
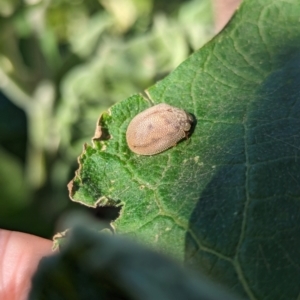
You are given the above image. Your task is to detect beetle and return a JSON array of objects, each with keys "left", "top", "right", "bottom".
[{"left": 126, "top": 103, "right": 194, "bottom": 155}]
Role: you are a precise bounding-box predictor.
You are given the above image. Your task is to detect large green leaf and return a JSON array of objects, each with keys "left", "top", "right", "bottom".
[{"left": 69, "top": 0, "right": 300, "bottom": 299}]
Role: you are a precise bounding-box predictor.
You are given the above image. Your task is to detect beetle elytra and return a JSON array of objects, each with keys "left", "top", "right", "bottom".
[{"left": 126, "top": 103, "right": 194, "bottom": 155}]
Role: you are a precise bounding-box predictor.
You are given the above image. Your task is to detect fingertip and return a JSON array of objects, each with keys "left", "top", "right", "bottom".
[{"left": 0, "top": 229, "right": 53, "bottom": 300}]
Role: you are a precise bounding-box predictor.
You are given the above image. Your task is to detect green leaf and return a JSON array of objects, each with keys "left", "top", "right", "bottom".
[
  {"left": 69, "top": 0, "right": 300, "bottom": 299},
  {"left": 30, "top": 226, "right": 240, "bottom": 300}
]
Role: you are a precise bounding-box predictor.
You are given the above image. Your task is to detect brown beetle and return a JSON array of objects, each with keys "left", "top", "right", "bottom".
[{"left": 126, "top": 103, "right": 193, "bottom": 155}]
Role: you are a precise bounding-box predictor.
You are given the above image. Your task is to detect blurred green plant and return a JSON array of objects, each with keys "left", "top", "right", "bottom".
[
  {"left": 0, "top": 0, "right": 213, "bottom": 236},
  {"left": 30, "top": 224, "right": 240, "bottom": 300}
]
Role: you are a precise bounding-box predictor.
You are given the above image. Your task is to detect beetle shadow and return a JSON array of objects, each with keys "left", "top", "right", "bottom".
[{"left": 188, "top": 112, "right": 197, "bottom": 138}]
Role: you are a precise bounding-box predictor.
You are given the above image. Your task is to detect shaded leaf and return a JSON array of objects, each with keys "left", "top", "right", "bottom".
[{"left": 30, "top": 226, "right": 240, "bottom": 300}]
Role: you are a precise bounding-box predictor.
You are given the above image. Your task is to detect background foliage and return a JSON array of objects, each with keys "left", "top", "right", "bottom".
[{"left": 0, "top": 0, "right": 213, "bottom": 237}]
